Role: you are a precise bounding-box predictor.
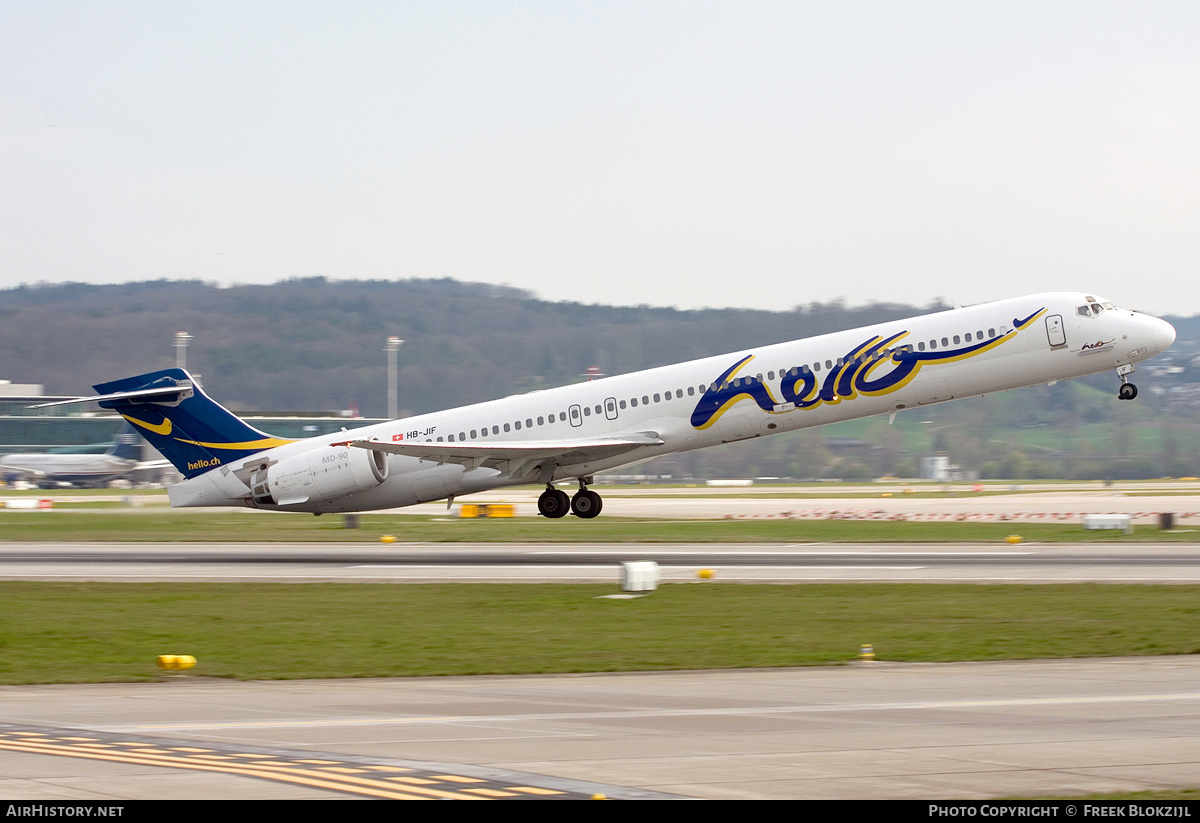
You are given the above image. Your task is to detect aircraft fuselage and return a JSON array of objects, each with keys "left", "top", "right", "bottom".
[{"left": 164, "top": 292, "right": 1175, "bottom": 514}]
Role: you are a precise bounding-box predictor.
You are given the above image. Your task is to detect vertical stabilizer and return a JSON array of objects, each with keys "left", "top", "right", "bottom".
[{"left": 92, "top": 369, "right": 294, "bottom": 478}]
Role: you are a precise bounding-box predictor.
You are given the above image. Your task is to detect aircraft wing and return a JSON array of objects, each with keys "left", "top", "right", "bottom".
[
  {"left": 0, "top": 460, "right": 49, "bottom": 478},
  {"left": 342, "top": 433, "right": 664, "bottom": 476}
]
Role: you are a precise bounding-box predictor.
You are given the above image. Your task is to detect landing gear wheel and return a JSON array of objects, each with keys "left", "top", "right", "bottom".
[
  {"left": 1118, "top": 382, "right": 1138, "bottom": 401},
  {"left": 571, "top": 489, "right": 603, "bottom": 519},
  {"left": 538, "top": 487, "right": 571, "bottom": 518}
]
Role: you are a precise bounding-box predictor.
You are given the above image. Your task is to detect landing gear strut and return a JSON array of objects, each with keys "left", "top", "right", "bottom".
[
  {"left": 571, "top": 479, "right": 603, "bottom": 519},
  {"left": 537, "top": 485, "right": 571, "bottom": 518},
  {"left": 538, "top": 479, "right": 603, "bottom": 519},
  {"left": 1117, "top": 364, "right": 1138, "bottom": 401}
]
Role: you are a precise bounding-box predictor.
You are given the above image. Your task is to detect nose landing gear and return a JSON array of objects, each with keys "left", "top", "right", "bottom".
[{"left": 1116, "top": 364, "right": 1138, "bottom": 401}]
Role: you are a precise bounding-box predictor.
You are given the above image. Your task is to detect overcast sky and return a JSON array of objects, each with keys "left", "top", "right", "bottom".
[{"left": 3, "top": 2, "right": 1198, "bottom": 315}]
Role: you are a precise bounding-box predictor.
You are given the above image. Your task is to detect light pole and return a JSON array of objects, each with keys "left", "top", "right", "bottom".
[
  {"left": 385, "top": 337, "right": 404, "bottom": 420},
  {"left": 174, "top": 331, "right": 193, "bottom": 370}
]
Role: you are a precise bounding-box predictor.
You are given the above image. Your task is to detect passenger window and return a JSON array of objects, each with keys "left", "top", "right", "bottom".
[
  {"left": 953, "top": 335, "right": 960, "bottom": 344},
  {"left": 471, "top": 430, "right": 477, "bottom": 438},
  {"left": 653, "top": 393, "right": 661, "bottom": 402},
  {"left": 988, "top": 328, "right": 996, "bottom": 337},
  {"left": 527, "top": 418, "right": 533, "bottom": 427},
  {"left": 918, "top": 342, "right": 926, "bottom": 351},
  {"left": 687, "top": 387, "right": 694, "bottom": 397},
  {"left": 492, "top": 425, "right": 499, "bottom": 434},
  {"left": 537, "top": 416, "right": 544, "bottom": 425},
  {"left": 570, "top": 408, "right": 579, "bottom": 420},
  {"left": 437, "top": 436, "right": 444, "bottom": 442},
  {"left": 514, "top": 420, "right": 521, "bottom": 430},
  {"left": 631, "top": 397, "right": 638, "bottom": 407},
  {"left": 503, "top": 423, "right": 511, "bottom": 432},
  {"left": 583, "top": 406, "right": 591, "bottom": 416},
  {"left": 642, "top": 396, "right": 649, "bottom": 405},
  {"left": 965, "top": 333, "right": 972, "bottom": 342},
  {"left": 930, "top": 340, "right": 937, "bottom": 349}
]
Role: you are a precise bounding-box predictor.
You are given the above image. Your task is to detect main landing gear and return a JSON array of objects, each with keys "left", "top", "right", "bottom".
[
  {"left": 1117, "top": 364, "right": 1138, "bottom": 401},
  {"left": 538, "top": 480, "right": 603, "bottom": 519}
]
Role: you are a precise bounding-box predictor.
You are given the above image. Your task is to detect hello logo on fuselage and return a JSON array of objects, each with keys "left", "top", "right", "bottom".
[{"left": 690, "top": 309, "right": 1046, "bottom": 430}]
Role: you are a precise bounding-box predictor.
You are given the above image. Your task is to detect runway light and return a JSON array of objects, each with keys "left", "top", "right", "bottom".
[
  {"left": 1006, "top": 534, "right": 1023, "bottom": 544},
  {"left": 696, "top": 568, "right": 714, "bottom": 580},
  {"left": 859, "top": 644, "right": 875, "bottom": 661},
  {"left": 156, "top": 655, "right": 197, "bottom": 672},
  {"left": 380, "top": 535, "right": 397, "bottom": 543}
]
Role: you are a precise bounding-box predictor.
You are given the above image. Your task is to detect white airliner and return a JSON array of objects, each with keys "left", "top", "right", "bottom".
[
  {"left": 0, "top": 423, "right": 169, "bottom": 488},
  {"left": 43, "top": 292, "right": 1175, "bottom": 517}
]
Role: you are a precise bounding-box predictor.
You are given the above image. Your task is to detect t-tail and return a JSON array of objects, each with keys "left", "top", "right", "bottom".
[{"left": 86, "top": 369, "right": 294, "bottom": 478}]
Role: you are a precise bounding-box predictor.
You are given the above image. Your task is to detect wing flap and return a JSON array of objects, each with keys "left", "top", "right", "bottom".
[{"left": 341, "top": 433, "right": 663, "bottom": 472}]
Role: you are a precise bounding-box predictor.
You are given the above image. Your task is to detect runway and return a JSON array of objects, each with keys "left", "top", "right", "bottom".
[
  {"left": 4, "top": 487, "right": 1199, "bottom": 799},
  {"left": 3, "top": 657, "right": 1199, "bottom": 800},
  {"left": 0, "top": 540, "right": 1198, "bottom": 583}
]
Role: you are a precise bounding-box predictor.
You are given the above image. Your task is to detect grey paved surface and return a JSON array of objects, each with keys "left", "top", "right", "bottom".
[{"left": 2, "top": 657, "right": 1199, "bottom": 800}]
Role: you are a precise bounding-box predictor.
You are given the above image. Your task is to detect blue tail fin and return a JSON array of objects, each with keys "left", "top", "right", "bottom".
[
  {"left": 104, "top": 423, "right": 144, "bottom": 462},
  {"left": 92, "top": 369, "right": 293, "bottom": 478}
]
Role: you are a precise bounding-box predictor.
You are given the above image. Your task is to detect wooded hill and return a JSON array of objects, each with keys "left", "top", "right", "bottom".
[{"left": 0, "top": 278, "right": 942, "bottom": 416}]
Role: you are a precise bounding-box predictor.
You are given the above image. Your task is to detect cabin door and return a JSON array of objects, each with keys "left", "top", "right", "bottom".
[{"left": 1045, "top": 314, "right": 1067, "bottom": 349}]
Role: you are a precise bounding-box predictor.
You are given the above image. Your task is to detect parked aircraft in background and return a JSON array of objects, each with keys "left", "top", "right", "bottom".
[
  {"left": 41, "top": 292, "right": 1174, "bottom": 516},
  {"left": 0, "top": 423, "right": 169, "bottom": 488}
]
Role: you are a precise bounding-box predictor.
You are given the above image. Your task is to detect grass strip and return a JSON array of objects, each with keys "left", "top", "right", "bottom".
[
  {"left": 1, "top": 582, "right": 1197, "bottom": 684},
  {"left": 2, "top": 510, "right": 1196, "bottom": 542}
]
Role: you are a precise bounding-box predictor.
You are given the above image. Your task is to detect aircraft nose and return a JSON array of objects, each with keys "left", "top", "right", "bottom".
[{"left": 1153, "top": 317, "right": 1177, "bottom": 353}]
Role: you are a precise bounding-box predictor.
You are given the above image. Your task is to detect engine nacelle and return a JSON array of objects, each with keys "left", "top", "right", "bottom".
[{"left": 250, "top": 445, "right": 388, "bottom": 506}]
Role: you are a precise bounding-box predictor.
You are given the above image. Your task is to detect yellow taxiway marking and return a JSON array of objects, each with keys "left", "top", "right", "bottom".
[{"left": 0, "top": 725, "right": 569, "bottom": 800}]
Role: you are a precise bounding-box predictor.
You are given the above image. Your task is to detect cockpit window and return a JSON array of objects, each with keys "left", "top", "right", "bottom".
[
  {"left": 1091, "top": 303, "right": 1103, "bottom": 314},
  {"left": 1077, "top": 305, "right": 1092, "bottom": 317}
]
